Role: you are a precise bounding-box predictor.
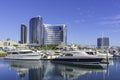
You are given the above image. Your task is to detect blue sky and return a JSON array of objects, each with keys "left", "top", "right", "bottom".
[{"left": 0, "top": 0, "right": 120, "bottom": 46}]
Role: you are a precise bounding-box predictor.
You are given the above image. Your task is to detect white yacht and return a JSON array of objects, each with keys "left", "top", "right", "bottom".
[
  {"left": 4, "top": 49, "right": 43, "bottom": 60},
  {"left": 51, "top": 50, "right": 105, "bottom": 64}
]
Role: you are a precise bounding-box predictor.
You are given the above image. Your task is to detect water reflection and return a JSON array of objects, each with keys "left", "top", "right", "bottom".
[
  {"left": 6, "top": 60, "right": 43, "bottom": 80},
  {"left": 5, "top": 60, "right": 108, "bottom": 80},
  {"left": 52, "top": 63, "right": 107, "bottom": 80}
]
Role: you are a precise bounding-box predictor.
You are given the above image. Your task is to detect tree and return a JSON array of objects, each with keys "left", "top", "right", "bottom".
[{"left": 13, "top": 44, "right": 18, "bottom": 47}]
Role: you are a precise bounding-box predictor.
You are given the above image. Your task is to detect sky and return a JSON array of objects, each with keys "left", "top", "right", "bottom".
[{"left": 0, "top": 0, "right": 120, "bottom": 46}]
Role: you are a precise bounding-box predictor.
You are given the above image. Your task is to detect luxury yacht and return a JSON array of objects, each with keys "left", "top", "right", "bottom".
[
  {"left": 4, "top": 49, "right": 43, "bottom": 60},
  {"left": 51, "top": 50, "right": 105, "bottom": 64}
]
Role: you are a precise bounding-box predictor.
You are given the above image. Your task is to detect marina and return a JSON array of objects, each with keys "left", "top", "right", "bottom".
[
  {"left": 0, "top": 44, "right": 119, "bottom": 80},
  {"left": 0, "top": 0, "right": 120, "bottom": 80},
  {"left": 3, "top": 47, "right": 111, "bottom": 64}
]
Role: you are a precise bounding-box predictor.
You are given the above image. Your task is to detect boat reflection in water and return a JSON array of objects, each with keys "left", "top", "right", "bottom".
[
  {"left": 6, "top": 60, "right": 43, "bottom": 80},
  {"left": 6, "top": 60, "right": 108, "bottom": 80},
  {"left": 49, "top": 63, "right": 107, "bottom": 80}
]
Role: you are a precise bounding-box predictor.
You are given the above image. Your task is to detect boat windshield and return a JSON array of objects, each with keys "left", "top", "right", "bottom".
[
  {"left": 11, "top": 52, "right": 19, "bottom": 54},
  {"left": 65, "top": 53, "right": 73, "bottom": 56},
  {"left": 19, "top": 51, "right": 33, "bottom": 54},
  {"left": 86, "top": 52, "right": 94, "bottom": 55}
]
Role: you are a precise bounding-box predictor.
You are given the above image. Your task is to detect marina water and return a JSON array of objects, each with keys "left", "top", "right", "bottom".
[{"left": 0, "top": 57, "right": 120, "bottom": 80}]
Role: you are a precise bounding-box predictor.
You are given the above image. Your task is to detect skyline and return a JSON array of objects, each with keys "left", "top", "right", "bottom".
[{"left": 0, "top": 0, "right": 120, "bottom": 46}]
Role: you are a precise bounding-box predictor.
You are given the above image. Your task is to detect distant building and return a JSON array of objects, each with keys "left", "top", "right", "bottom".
[
  {"left": 0, "top": 38, "right": 19, "bottom": 51},
  {"left": 20, "top": 24, "right": 27, "bottom": 44},
  {"left": 0, "top": 40, "right": 4, "bottom": 47},
  {"left": 29, "top": 16, "right": 44, "bottom": 45},
  {"left": 0, "top": 38, "right": 19, "bottom": 50},
  {"left": 4, "top": 38, "right": 18, "bottom": 47},
  {"left": 44, "top": 24, "right": 67, "bottom": 45},
  {"left": 97, "top": 37, "right": 109, "bottom": 48}
]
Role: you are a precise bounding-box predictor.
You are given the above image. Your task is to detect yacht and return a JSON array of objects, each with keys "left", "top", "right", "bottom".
[
  {"left": 51, "top": 50, "right": 105, "bottom": 64},
  {"left": 4, "top": 49, "right": 43, "bottom": 60}
]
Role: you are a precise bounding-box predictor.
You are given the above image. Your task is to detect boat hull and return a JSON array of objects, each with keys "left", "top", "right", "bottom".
[
  {"left": 4, "top": 54, "right": 41, "bottom": 60},
  {"left": 51, "top": 58, "right": 103, "bottom": 64}
]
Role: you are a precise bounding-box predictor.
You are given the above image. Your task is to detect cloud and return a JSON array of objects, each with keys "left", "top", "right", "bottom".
[
  {"left": 108, "top": 29, "right": 120, "bottom": 33},
  {"left": 74, "top": 19, "right": 86, "bottom": 23},
  {"left": 100, "top": 20, "right": 120, "bottom": 25},
  {"left": 77, "top": 8, "right": 81, "bottom": 11},
  {"left": 101, "top": 15, "right": 120, "bottom": 20},
  {"left": 74, "top": 20, "right": 80, "bottom": 23},
  {"left": 112, "top": 29, "right": 120, "bottom": 32},
  {"left": 112, "top": 15, "right": 120, "bottom": 20},
  {"left": 100, "top": 15, "right": 120, "bottom": 25}
]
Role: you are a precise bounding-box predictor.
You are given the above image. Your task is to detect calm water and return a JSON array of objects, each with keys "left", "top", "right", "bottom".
[{"left": 0, "top": 57, "right": 120, "bottom": 80}]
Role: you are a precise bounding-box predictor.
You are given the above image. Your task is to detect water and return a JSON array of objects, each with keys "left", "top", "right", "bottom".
[{"left": 0, "top": 57, "right": 120, "bottom": 80}]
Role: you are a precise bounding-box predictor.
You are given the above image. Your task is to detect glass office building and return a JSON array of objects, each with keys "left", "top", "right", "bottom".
[
  {"left": 29, "top": 16, "right": 44, "bottom": 45},
  {"left": 97, "top": 37, "right": 109, "bottom": 49},
  {"left": 44, "top": 24, "right": 67, "bottom": 45}
]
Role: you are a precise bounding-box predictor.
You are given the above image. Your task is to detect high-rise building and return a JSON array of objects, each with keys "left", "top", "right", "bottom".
[
  {"left": 44, "top": 24, "right": 67, "bottom": 45},
  {"left": 29, "top": 16, "right": 43, "bottom": 45},
  {"left": 20, "top": 24, "right": 27, "bottom": 44},
  {"left": 97, "top": 37, "right": 109, "bottom": 48}
]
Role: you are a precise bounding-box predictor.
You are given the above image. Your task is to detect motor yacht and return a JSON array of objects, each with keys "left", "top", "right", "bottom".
[
  {"left": 4, "top": 49, "right": 43, "bottom": 60},
  {"left": 51, "top": 50, "right": 105, "bottom": 64}
]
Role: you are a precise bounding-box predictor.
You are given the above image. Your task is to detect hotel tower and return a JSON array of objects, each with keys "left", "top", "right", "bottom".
[
  {"left": 20, "top": 24, "right": 27, "bottom": 44},
  {"left": 29, "top": 16, "right": 44, "bottom": 45}
]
